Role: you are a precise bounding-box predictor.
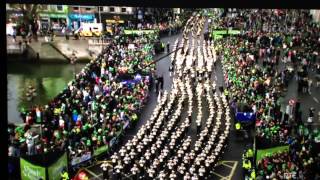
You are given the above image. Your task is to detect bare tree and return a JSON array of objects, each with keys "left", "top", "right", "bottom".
[{"left": 9, "top": 4, "right": 43, "bottom": 40}]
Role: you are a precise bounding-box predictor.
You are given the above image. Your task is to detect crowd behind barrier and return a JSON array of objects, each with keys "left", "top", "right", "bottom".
[
  {"left": 8, "top": 31, "right": 160, "bottom": 170},
  {"left": 213, "top": 9, "right": 320, "bottom": 179}
]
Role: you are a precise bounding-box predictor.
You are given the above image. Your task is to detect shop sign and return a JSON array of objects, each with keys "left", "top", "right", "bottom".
[
  {"left": 39, "top": 13, "right": 67, "bottom": 19},
  {"left": 69, "top": 13, "right": 94, "bottom": 21},
  {"left": 106, "top": 19, "right": 124, "bottom": 24}
]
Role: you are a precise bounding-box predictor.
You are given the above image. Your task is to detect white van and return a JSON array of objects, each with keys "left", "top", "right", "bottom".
[
  {"left": 75, "top": 23, "right": 103, "bottom": 37},
  {"left": 6, "top": 23, "right": 17, "bottom": 36}
]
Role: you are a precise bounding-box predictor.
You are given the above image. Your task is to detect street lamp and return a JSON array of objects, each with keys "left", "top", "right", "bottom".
[{"left": 98, "top": 6, "right": 102, "bottom": 24}]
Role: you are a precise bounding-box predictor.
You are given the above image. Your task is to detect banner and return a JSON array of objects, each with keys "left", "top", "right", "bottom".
[
  {"left": 71, "top": 152, "right": 92, "bottom": 166},
  {"left": 212, "top": 29, "right": 240, "bottom": 37},
  {"left": 256, "top": 145, "right": 289, "bottom": 163},
  {"left": 48, "top": 152, "right": 68, "bottom": 180},
  {"left": 212, "top": 30, "right": 228, "bottom": 35},
  {"left": 214, "top": 34, "right": 223, "bottom": 39},
  {"left": 20, "top": 158, "right": 46, "bottom": 180},
  {"left": 93, "top": 145, "right": 109, "bottom": 157},
  {"left": 124, "top": 30, "right": 156, "bottom": 35},
  {"left": 228, "top": 30, "right": 241, "bottom": 35},
  {"left": 236, "top": 112, "right": 256, "bottom": 122}
]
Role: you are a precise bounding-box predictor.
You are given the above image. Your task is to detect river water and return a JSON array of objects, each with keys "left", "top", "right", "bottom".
[{"left": 7, "top": 62, "right": 85, "bottom": 124}]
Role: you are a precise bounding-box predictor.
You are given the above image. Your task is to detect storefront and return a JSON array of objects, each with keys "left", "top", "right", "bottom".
[
  {"left": 6, "top": 10, "right": 24, "bottom": 24},
  {"left": 39, "top": 13, "right": 68, "bottom": 31},
  {"left": 68, "top": 13, "right": 95, "bottom": 30}
]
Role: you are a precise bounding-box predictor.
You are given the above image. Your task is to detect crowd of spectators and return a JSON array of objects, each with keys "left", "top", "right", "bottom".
[
  {"left": 213, "top": 9, "right": 319, "bottom": 179},
  {"left": 215, "top": 8, "right": 319, "bottom": 144},
  {"left": 8, "top": 32, "right": 158, "bottom": 164},
  {"left": 256, "top": 126, "right": 320, "bottom": 179}
]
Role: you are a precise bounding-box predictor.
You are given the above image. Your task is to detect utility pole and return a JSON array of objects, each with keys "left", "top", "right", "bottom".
[
  {"left": 79, "top": 5, "right": 81, "bottom": 29},
  {"left": 98, "top": 6, "right": 102, "bottom": 24}
]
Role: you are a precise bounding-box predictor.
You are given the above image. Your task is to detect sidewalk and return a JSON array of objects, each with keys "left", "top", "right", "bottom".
[{"left": 7, "top": 35, "right": 92, "bottom": 63}]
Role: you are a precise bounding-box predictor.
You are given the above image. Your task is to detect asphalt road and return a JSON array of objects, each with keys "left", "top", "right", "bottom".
[
  {"left": 76, "top": 30, "right": 320, "bottom": 180},
  {"left": 81, "top": 25, "right": 245, "bottom": 179}
]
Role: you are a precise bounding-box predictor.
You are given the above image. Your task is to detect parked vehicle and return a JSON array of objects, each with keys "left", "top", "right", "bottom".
[
  {"left": 6, "top": 23, "right": 17, "bottom": 36},
  {"left": 75, "top": 23, "right": 103, "bottom": 37}
]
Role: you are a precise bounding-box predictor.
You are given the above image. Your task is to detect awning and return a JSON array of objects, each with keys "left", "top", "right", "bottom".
[
  {"left": 39, "top": 13, "right": 67, "bottom": 19},
  {"left": 106, "top": 19, "right": 125, "bottom": 24}
]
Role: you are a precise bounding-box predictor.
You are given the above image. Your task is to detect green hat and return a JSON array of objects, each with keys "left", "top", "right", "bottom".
[{"left": 86, "top": 139, "right": 91, "bottom": 146}]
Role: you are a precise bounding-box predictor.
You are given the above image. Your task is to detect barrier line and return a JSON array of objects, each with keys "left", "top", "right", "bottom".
[
  {"left": 211, "top": 171, "right": 228, "bottom": 179},
  {"left": 221, "top": 162, "right": 233, "bottom": 169},
  {"left": 84, "top": 168, "right": 100, "bottom": 179},
  {"left": 226, "top": 161, "right": 238, "bottom": 180}
]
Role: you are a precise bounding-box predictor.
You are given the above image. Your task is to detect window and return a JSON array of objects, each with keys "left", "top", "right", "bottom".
[
  {"left": 109, "top": 7, "right": 115, "bottom": 12},
  {"left": 86, "top": 8, "right": 91, "bottom": 11},
  {"left": 121, "top": 8, "right": 126, "bottom": 13},
  {"left": 99, "top": 6, "right": 103, "bottom": 12},
  {"left": 73, "top": 7, "right": 79, "bottom": 11},
  {"left": 56, "top": 5, "right": 63, "bottom": 11}
]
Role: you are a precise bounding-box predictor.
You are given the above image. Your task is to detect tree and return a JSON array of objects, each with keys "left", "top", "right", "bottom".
[
  {"left": 9, "top": 4, "right": 40, "bottom": 24},
  {"left": 9, "top": 4, "right": 43, "bottom": 38}
]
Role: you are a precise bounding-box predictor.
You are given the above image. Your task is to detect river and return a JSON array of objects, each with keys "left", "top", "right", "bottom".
[{"left": 7, "top": 62, "right": 85, "bottom": 124}]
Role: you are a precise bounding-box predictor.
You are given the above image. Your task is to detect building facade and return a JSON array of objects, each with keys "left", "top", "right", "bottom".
[
  {"left": 310, "top": 10, "right": 320, "bottom": 23},
  {"left": 38, "top": 5, "right": 69, "bottom": 31},
  {"left": 6, "top": 4, "right": 24, "bottom": 23},
  {"left": 94, "top": 6, "right": 136, "bottom": 31},
  {"left": 68, "top": 6, "right": 97, "bottom": 30}
]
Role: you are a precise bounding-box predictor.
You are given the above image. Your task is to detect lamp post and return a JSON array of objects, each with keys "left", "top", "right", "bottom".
[
  {"left": 79, "top": 5, "right": 81, "bottom": 29},
  {"left": 98, "top": 6, "right": 102, "bottom": 24}
]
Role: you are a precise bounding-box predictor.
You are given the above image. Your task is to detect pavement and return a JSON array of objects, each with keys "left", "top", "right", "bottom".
[{"left": 7, "top": 36, "right": 94, "bottom": 63}]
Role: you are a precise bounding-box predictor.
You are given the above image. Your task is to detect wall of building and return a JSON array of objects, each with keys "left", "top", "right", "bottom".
[
  {"left": 69, "top": 6, "right": 96, "bottom": 14},
  {"left": 38, "top": 5, "right": 69, "bottom": 30},
  {"left": 310, "top": 10, "right": 320, "bottom": 23},
  {"left": 98, "top": 6, "right": 135, "bottom": 15}
]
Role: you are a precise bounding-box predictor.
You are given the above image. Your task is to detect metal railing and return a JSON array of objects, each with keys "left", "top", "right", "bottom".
[
  {"left": 88, "top": 38, "right": 110, "bottom": 46},
  {"left": 7, "top": 44, "right": 27, "bottom": 54}
]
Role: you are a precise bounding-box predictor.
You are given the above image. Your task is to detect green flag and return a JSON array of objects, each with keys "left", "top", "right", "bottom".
[
  {"left": 256, "top": 146, "right": 289, "bottom": 164},
  {"left": 48, "top": 153, "right": 68, "bottom": 180},
  {"left": 20, "top": 158, "right": 46, "bottom": 180}
]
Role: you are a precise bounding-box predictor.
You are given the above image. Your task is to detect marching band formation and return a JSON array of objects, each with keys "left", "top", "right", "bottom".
[{"left": 109, "top": 11, "right": 231, "bottom": 179}]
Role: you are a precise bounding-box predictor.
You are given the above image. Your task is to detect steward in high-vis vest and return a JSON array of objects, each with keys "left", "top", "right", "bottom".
[
  {"left": 224, "top": 89, "right": 229, "bottom": 100},
  {"left": 242, "top": 159, "right": 252, "bottom": 175},
  {"left": 235, "top": 122, "right": 242, "bottom": 137},
  {"left": 60, "top": 170, "right": 69, "bottom": 180},
  {"left": 246, "top": 148, "right": 254, "bottom": 161},
  {"left": 250, "top": 169, "right": 256, "bottom": 180},
  {"left": 235, "top": 122, "right": 241, "bottom": 130}
]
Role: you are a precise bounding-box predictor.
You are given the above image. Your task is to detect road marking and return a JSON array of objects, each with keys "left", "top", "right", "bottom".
[
  {"left": 313, "top": 97, "right": 319, "bottom": 103},
  {"left": 212, "top": 171, "right": 227, "bottom": 179},
  {"left": 86, "top": 161, "right": 103, "bottom": 168},
  {"left": 212, "top": 161, "right": 238, "bottom": 179},
  {"left": 84, "top": 168, "right": 100, "bottom": 179},
  {"left": 221, "top": 162, "right": 233, "bottom": 169},
  {"left": 226, "top": 161, "right": 238, "bottom": 180}
]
